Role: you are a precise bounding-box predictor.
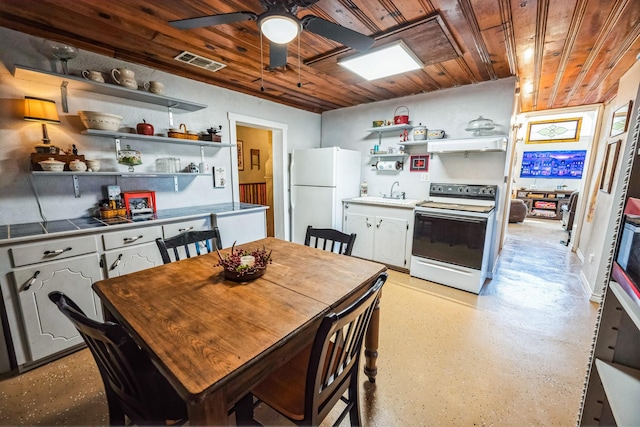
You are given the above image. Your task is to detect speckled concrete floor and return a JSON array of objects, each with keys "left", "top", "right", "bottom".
[{"left": 0, "top": 219, "right": 599, "bottom": 426}]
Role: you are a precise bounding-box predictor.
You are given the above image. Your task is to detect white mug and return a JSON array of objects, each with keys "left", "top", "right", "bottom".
[
  {"left": 81, "top": 70, "right": 104, "bottom": 83},
  {"left": 144, "top": 81, "right": 164, "bottom": 95}
]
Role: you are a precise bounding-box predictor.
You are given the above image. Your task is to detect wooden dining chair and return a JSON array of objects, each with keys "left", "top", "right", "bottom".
[
  {"left": 155, "top": 227, "right": 222, "bottom": 264},
  {"left": 244, "top": 271, "right": 388, "bottom": 427},
  {"left": 48, "top": 291, "right": 188, "bottom": 426},
  {"left": 304, "top": 226, "right": 356, "bottom": 256}
]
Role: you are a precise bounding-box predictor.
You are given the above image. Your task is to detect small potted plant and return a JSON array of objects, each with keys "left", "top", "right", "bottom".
[{"left": 216, "top": 242, "right": 272, "bottom": 282}]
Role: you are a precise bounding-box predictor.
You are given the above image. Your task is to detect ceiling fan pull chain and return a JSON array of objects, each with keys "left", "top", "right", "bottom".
[
  {"left": 260, "top": 32, "right": 265, "bottom": 92},
  {"left": 297, "top": 33, "right": 302, "bottom": 88}
]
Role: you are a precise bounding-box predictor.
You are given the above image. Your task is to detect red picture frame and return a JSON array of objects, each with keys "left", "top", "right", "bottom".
[
  {"left": 409, "top": 155, "right": 429, "bottom": 172},
  {"left": 123, "top": 191, "right": 156, "bottom": 216}
]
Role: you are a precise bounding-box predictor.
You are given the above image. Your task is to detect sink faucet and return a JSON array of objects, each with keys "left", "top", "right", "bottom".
[{"left": 389, "top": 181, "right": 400, "bottom": 198}]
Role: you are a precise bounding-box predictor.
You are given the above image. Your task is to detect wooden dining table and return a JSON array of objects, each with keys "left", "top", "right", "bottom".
[{"left": 92, "top": 237, "right": 387, "bottom": 425}]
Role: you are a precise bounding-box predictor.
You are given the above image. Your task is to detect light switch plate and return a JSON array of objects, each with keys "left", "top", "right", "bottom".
[{"left": 213, "top": 167, "right": 226, "bottom": 188}]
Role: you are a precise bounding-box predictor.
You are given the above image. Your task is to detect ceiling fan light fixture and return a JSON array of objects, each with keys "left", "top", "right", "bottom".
[
  {"left": 338, "top": 41, "right": 424, "bottom": 81},
  {"left": 260, "top": 15, "right": 300, "bottom": 44}
]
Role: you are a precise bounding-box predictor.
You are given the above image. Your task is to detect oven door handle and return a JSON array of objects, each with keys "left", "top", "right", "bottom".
[{"left": 415, "top": 211, "right": 487, "bottom": 223}]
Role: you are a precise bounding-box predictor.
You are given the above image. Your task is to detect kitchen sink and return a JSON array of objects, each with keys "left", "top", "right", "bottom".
[{"left": 347, "top": 196, "right": 423, "bottom": 207}]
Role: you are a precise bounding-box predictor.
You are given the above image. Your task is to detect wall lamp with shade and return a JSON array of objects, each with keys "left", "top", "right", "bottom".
[
  {"left": 24, "top": 96, "right": 60, "bottom": 154},
  {"left": 258, "top": 11, "right": 300, "bottom": 44}
]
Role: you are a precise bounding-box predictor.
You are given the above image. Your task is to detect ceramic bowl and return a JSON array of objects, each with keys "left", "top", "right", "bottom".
[
  {"left": 427, "top": 130, "right": 445, "bottom": 139},
  {"left": 78, "top": 111, "right": 123, "bottom": 131},
  {"left": 69, "top": 159, "right": 87, "bottom": 172},
  {"left": 85, "top": 159, "right": 101, "bottom": 171},
  {"left": 39, "top": 158, "right": 65, "bottom": 172}
]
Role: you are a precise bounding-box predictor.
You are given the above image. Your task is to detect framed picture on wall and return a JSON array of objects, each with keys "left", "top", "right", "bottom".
[
  {"left": 409, "top": 155, "right": 429, "bottom": 172},
  {"left": 525, "top": 117, "right": 582, "bottom": 143},
  {"left": 237, "top": 140, "right": 244, "bottom": 171},
  {"left": 610, "top": 101, "right": 633, "bottom": 137},
  {"left": 599, "top": 139, "right": 621, "bottom": 194}
]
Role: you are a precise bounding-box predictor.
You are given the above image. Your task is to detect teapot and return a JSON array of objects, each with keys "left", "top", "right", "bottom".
[{"left": 111, "top": 68, "right": 137, "bottom": 88}]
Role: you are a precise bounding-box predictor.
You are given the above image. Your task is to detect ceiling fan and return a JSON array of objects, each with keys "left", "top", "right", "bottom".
[{"left": 169, "top": 0, "right": 375, "bottom": 69}]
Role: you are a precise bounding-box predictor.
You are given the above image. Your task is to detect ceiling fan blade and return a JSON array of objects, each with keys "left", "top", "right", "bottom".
[
  {"left": 269, "top": 42, "right": 288, "bottom": 68},
  {"left": 169, "top": 12, "right": 256, "bottom": 30},
  {"left": 302, "top": 16, "right": 374, "bottom": 52}
]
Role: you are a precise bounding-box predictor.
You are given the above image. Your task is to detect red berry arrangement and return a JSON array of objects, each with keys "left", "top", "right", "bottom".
[{"left": 216, "top": 242, "right": 272, "bottom": 277}]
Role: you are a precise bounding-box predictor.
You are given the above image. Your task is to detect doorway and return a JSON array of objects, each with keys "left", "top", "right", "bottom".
[
  {"left": 227, "top": 113, "right": 289, "bottom": 241},
  {"left": 502, "top": 106, "right": 602, "bottom": 250}
]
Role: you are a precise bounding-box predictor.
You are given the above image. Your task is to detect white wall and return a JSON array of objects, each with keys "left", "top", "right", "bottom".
[
  {"left": 578, "top": 59, "right": 640, "bottom": 300},
  {"left": 320, "top": 78, "right": 516, "bottom": 200},
  {"left": 0, "top": 26, "right": 321, "bottom": 225}
]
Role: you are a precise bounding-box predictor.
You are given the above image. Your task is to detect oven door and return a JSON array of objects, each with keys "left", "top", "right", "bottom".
[{"left": 412, "top": 210, "right": 488, "bottom": 270}]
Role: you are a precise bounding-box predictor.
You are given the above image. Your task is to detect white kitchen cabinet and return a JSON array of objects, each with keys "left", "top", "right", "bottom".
[
  {"left": 101, "top": 225, "right": 165, "bottom": 277},
  {"left": 343, "top": 202, "right": 414, "bottom": 270},
  {"left": 103, "top": 243, "right": 163, "bottom": 278},
  {"left": 215, "top": 209, "right": 267, "bottom": 248},
  {"left": 162, "top": 217, "right": 211, "bottom": 238},
  {"left": 10, "top": 253, "right": 103, "bottom": 365}
]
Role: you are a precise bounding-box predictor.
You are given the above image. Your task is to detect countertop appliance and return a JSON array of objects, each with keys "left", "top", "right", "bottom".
[
  {"left": 410, "top": 183, "right": 498, "bottom": 294},
  {"left": 290, "top": 147, "right": 361, "bottom": 244}
]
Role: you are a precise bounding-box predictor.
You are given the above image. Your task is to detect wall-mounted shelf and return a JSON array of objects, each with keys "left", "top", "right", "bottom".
[
  {"left": 427, "top": 136, "right": 507, "bottom": 154},
  {"left": 365, "top": 124, "right": 414, "bottom": 145},
  {"left": 31, "top": 171, "right": 210, "bottom": 197},
  {"left": 397, "top": 141, "right": 428, "bottom": 147},
  {"left": 81, "top": 130, "right": 234, "bottom": 148},
  {"left": 14, "top": 65, "right": 207, "bottom": 112},
  {"left": 368, "top": 153, "right": 409, "bottom": 159},
  {"left": 365, "top": 124, "right": 414, "bottom": 134}
]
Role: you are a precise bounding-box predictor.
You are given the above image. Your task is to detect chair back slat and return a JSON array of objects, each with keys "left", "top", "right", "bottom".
[
  {"left": 156, "top": 228, "right": 222, "bottom": 264},
  {"left": 48, "top": 291, "right": 187, "bottom": 425},
  {"left": 304, "top": 226, "right": 356, "bottom": 256},
  {"left": 304, "top": 272, "right": 387, "bottom": 424}
]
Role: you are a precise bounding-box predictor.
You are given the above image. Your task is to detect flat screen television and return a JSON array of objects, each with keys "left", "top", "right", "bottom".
[{"left": 520, "top": 150, "right": 587, "bottom": 179}]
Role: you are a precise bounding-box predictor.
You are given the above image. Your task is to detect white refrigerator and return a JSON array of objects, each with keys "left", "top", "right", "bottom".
[{"left": 290, "top": 147, "right": 362, "bottom": 244}]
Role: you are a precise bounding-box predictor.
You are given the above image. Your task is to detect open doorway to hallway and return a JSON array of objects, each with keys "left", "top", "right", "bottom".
[
  {"left": 227, "top": 113, "right": 290, "bottom": 241},
  {"left": 236, "top": 125, "right": 274, "bottom": 236}
]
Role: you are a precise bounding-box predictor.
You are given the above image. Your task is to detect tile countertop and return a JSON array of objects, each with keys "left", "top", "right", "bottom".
[{"left": 0, "top": 203, "right": 267, "bottom": 244}]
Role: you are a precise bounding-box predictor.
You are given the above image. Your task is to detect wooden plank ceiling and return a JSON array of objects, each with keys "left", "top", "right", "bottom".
[{"left": 0, "top": 0, "right": 639, "bottom": 114}]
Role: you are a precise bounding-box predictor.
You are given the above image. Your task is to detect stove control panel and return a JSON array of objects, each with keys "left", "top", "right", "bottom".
[{"left": 430, "top": 183, "right": 497, "bottom": 200}]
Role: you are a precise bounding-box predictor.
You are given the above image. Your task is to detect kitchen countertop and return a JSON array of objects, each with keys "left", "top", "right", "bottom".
[
  {"left": 343, "top": 196, "right": 424, "bottom": 208},
  {"left": 0, "top": 203, "right": 267, "bottom": 243}
]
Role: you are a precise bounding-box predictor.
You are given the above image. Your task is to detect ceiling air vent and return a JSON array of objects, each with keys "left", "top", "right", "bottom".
[{"left": 174, "top": 51, "right": 226, "bottom": 73}]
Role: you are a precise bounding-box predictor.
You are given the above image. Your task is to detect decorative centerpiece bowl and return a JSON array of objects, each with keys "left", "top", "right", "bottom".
[{"left": 217, "top": 243, "right": 272, "bottom": 282}]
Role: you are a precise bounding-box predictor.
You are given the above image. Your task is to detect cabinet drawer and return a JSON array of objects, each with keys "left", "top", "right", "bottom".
[
  {"left": 10, "top": 235, "right": 98, "bottom": 267},
  {"left": 103, "top": 243, "right": 163, "bottom": 278},
  {"left": 163, "top": 218, "right": 210, "bottom": 238},
  {"left": 102, "top": 226, "right": 162, "bottom": 250}
]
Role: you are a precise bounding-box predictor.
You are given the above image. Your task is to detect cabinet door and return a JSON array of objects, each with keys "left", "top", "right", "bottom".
[
  {"left": 215, "top": 210, "right": 266, "bottom": 248},
  {"left": 373, "top": 216, "right": 408, "bottom": 267},
  {"left": 103, "top": 242, "right": 163, "bottom": 278},
  {"left": 345, "top": 213, "right": 374, "bottom": 259},
  {"left": 11, "top": 254, "right": 103, "bottom": 363}
]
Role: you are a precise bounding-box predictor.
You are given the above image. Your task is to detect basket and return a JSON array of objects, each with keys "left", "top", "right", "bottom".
[
  {"left": 224, "top": 266, "right": 267, "bottom": 282},
  {"left": 168, "top": 123, "right": 199, "bottom": 140},
  {"left": 394, "top": 106, "right": 409, "bottom": 124}
]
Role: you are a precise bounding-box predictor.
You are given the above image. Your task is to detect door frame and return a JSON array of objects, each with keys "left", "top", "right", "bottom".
[{"left": 227, "top": 113, "right": 289, "bottom": 241}]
